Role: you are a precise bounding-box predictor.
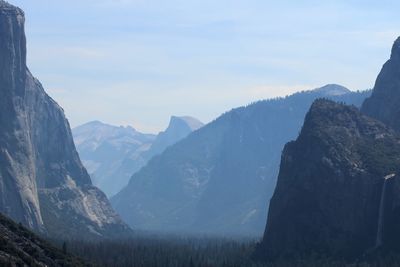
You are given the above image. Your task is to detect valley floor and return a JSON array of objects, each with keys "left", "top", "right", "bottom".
[{"left": 51, "top": 237, "right": 400, "bottom": 267}]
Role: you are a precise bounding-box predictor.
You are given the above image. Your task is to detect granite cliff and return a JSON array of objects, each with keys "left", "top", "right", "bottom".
[
  {"left": 362, "top": 37, "right": 400, "bottom": 130},
  {"left": 0, "top": 1, "right": 131, "bottom": 239},
  {"left": 258, "top": 99, "right": 400, "bottom": 259},
  {"left": 258, "top": 37, "right": 400, "bottom": 260}
]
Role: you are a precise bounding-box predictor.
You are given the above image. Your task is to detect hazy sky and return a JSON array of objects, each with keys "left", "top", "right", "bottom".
[{"left": 12, "top": 0, "right": 400, "bottom": 132}]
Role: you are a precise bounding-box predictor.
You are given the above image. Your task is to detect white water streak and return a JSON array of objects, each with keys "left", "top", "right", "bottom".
[{"left": 375, "top": 173, "right": 395, "bottom": 248}]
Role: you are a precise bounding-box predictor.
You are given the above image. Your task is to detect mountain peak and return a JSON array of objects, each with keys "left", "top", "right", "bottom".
[
  {"left": 0, "top": 1, "right": 24, "bottom": 19},
  {"left": 391, "top": 36, "right": 400, "bottom": 61},
  {"left": 308, "top": 98, "right": 344, "bottom": 115},
  {"left": 361, "top": 36, "right": 400, "bottom": 131},
  {"left": 76, "top": 121, "right": 137, "bottom": 132},
  {"left": 87, "top": 120, "right": 106, "bottom": 125},
  {"left": 80, "top": 120, "right": 108, "bottom": 128},
  {"left": 0, "top": 0, "right": 18, "bottom": 9},
  {"left": 168, "top": 116, "right": 204, "bottom": 131},
  {"left": 0, "top": 0, "right": 26, "bottom": 96},
  {"left": 301, "top": 99, "right": 368, "bottom": 137},
  {"left": 313, "top": 84, "right": 351, "bottom": 96}
]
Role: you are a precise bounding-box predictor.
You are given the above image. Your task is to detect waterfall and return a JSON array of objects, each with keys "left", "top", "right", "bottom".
[
  {"left": 375, "top": 179, "right": 388, "bottom": 248},
  {"left": 375, "top": 173, "right": 395, "bottom": 249}
]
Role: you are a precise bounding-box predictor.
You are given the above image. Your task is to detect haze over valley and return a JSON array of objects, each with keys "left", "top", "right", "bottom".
[{"left": 1, "top": 1, "right": 400, "bottom": 266}]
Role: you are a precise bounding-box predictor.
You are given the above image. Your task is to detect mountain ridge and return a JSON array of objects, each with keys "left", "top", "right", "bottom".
[{"left": 111, "top": 85, "right": 371, "bottom": 237}]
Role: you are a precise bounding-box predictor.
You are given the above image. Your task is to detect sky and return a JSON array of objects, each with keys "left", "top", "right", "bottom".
[{"left": 11, "top": 0, "right": 400, "bottom": 133}]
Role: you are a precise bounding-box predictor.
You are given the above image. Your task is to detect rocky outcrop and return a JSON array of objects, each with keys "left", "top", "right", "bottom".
[
  {"left": 0, "top": 1, "right": 131, "bottom": 239},
  {"left": 112, "top": 86, "right": 370, "bottom": 237},
  {"left": 362, "top": 37, "right": 400, "bottom": 130},
  {"left": 258, "top": 99, "right": 400, "bottom": 259}
]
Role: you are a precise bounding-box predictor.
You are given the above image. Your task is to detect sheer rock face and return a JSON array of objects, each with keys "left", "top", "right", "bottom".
[
  {"left": 0, "top": 1, "right": 41, "bottom": 232},
  {"left": 0, "top": 1, "right": 130, "bottom": 239},
  {"left": 258, "top": 100, "right": 400, "bottom": 259},
  {"left": 362, "top": 37, "right": 400, "bottom": 130}
]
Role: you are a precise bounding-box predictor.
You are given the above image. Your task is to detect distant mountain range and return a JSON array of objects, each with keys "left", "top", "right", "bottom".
[
  {"left": 0, "top": 1, "right": 131, "bottom": 240},
  {"left": 257, "top": 37, "right": 400, "bottom": 260},
  {"left": 73, "top": 116, "right": 204, "bottom": 197},
  {"left": 111, "top": 84, "right": 371, "bottom": 237}
]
